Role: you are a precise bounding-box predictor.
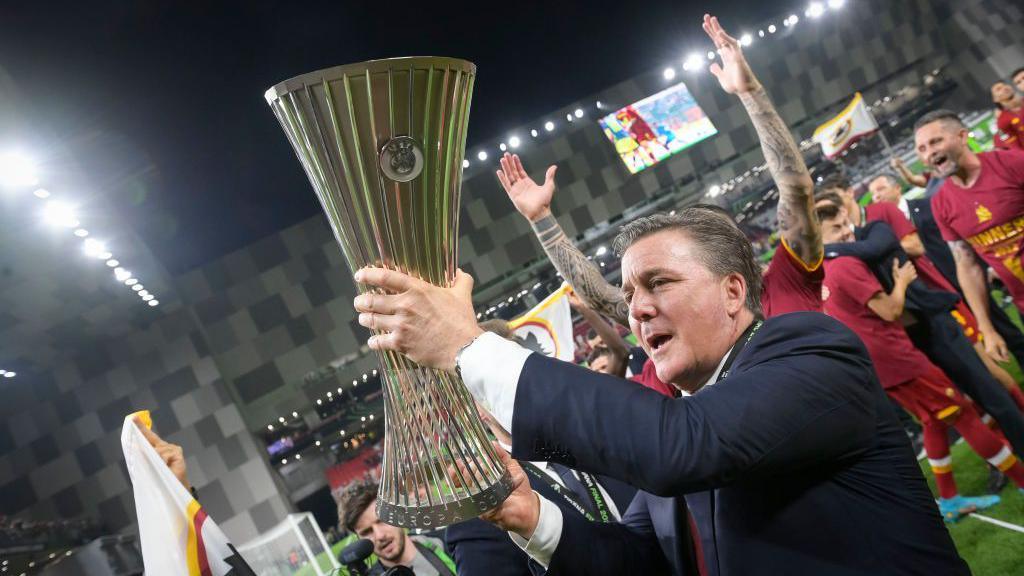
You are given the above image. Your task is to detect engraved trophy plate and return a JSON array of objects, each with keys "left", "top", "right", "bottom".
[{"left": 265, "top": 57, "right": 512, "bottom": 529}]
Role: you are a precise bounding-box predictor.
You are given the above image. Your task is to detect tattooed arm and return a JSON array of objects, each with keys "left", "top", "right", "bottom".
[
  {"left": 703, "top": 15, "right": 820, "bottom": 265},
  {"left": 950, "top": 239, "right": 1009, "bottom": 361},
  {"left": 496, "top": 153, "right": 630, "bottom": 326}
]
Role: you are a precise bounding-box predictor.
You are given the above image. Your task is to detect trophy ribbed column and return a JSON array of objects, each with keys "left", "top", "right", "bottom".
[{"left": 265, "top": 57, "right": 512, "bottom": 528}]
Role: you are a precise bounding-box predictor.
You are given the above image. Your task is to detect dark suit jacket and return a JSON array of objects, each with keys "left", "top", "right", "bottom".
[
  {"left": 509, "top": 313, "right": 968, "bottom": 575},
  {"left": 444, "top": 460, "right": 640, "bottom": 576}
]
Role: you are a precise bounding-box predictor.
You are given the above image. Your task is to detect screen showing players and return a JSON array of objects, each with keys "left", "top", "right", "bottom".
[{"left": 598, "top": 82, "right": 717, "bottom": 174}]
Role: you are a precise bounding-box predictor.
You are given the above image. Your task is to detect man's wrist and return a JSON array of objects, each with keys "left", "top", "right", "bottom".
[
  {"left": 453, "top": 327, "right": 485, "bottom": 373},
  {"left": 528, "top": 207, "right": 552, "bottom": 223},
  {"left": 512, "top": 491, "right": 542, "bottom": 540}
]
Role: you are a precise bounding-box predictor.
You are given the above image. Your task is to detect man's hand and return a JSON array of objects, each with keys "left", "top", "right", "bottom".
[
  {"left": 982, "top": 329, "right": 1011, "bottom": 363},
  {"left": 497, "top": 153, "right": 558, "bottom": 223},
  {"left": 890, "top": 157, "right": 907, "bottom": 172},
  {"left": 566, "top": 288, "right": 586, "bottom": 310},
  {"left": 353, "top": 268, "right": 482, "bottom": 371},
  {"left": 135, "top": 416, "right": 191, "bottom": 491},
  {"left": 479, "top": 448, "right": 540, "bottom": 539},
  {"left": 892, "top": 258, "right": 918, "bottom": 287},
  {"left": 703, "top": 14, "right": 761, "bottom": 94}
]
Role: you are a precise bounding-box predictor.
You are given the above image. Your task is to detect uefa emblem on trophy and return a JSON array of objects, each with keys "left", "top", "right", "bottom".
[{"left": 265, "top": 57, "right": 513, "bottom": 529}]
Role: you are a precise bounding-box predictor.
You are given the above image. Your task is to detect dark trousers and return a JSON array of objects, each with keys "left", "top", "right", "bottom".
[
  {"left": 906, "top": 312, "right": 1024, "bottom": 458},
  {"left": 988, "top": 292, "right": 1024, "bottom": 367}
]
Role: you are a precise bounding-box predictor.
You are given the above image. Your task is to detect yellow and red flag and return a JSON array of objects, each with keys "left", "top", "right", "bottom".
[{"left": 508, "top": 283, "right": 575, "bottom": 362}]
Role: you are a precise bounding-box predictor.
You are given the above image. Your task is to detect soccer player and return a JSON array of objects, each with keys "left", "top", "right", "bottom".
[
  {"left": 992, "top": 81, "right": 1024, "bottom": 151},
  {"left": 916, "top": 109, "right": 1024, "bottom": 362},
  {"left": 817, "top": 202, "right": 1024, "bottom": 520}
]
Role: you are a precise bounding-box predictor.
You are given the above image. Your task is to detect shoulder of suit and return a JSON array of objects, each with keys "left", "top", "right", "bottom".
[{"left": 757, "top": 313, "right": 856, "bottom": 347}]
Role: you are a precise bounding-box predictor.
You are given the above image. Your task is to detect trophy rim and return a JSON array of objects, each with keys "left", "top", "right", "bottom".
[{"left": 264, "top": 56, "right": 476, "bottom": 103}]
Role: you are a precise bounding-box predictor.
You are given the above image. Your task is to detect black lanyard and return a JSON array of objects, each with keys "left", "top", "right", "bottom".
[
  {"left": 715, "top": 319, "right": 764, "bottom": 384},
  {"left": 519, "top": 461, "right": 612, "bottom": 523}
]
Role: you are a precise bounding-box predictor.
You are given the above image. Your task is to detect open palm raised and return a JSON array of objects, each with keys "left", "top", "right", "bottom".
[
  {"left": 702, "top": 14, "right": 761, "bottom": 95},
  {"left": 497, "top": 153, "right": 558, "bottom": 223}
]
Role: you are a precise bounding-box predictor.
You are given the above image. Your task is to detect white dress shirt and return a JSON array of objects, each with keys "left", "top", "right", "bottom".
[{"left": 458, "top": 332, "right": 728, "bottom": 567}]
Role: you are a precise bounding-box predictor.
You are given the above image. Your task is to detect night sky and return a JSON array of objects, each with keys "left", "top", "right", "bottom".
[{"left": 0, "top": 1, "right": 783, "bottom": 274}]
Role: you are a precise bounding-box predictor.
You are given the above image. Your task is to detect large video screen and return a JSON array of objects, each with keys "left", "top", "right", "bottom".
[{"left": 598, "top": 82, "right": 717, "bottom": 174}]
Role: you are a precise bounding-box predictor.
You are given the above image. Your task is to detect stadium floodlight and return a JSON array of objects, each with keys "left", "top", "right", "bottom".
[
  {"left": 74, "top": 228, "right": 89, "bottom": 237},
  {"left": 595, "top": 245, "right": 608, "bottom": 257},
  {"left": 683, "top": 53, "right": 704, "bottom": 72},
  {"left": 740, "top": 33, "right": 753, "bottom": 46},
  {"left": 768, "top": 24, "right": 777, "bottom": 33},
  {"left": 292, "top": 411, "right": 298, "bottom": 418},
  {"left": 573, "top": 108, "right": 584, "bottom": 118},
  {"left": 596, "top": 101, "right": 603, "bottom": 108},
  {"left": 267, "top": 424, "right": 274, "bottom": 431},
  {"left": 477, "top": 150, "right": 488, "bottom": 161},
  {"left": 663, "top": 67, "right": 676, "bottom": 80},
  {"left": 114, "top": 267, "right": 130, "bottom": 281},
  {"left": 0, "top": 151, "right": 38, "bottom": 188},
  {"left": 43, "top": 200, "right": 78, "bottom": 228},
  {"left": 709, "top": 184, "right": 722, "bottom": 197},
  {"left": 566, "top": 113, "right": 573, "bottom": 122},
  {"left": 148, "top": 299, "right": 159, "bottom": 307},
  {"left": 83, "top": 238, "right": 107, "bottom": 258},
  {"left": 33, "top": 188, "right": 50, "bottom": 199},
  {"left": 509, "top": 135, "right": 521, "bottom": 148},
  {"left": 499, "top": 143, "right": 507, "bottom": 151},
  {"left": 5, "top": 372, "right": 15, "bottom": 378},
  {"left": 132, "top": 284, "right": 144, "bottom": 292},
  {"left": 125, "top": 277, "right": 138, "bottom": 286},
  {"left": 758, "top": 29, "right": 765, "bottom": 37},
  {"left": 544, "top": 121, "right": 555, "bottom": 132},
  {"left": 316, "top": 440, "right": 321, "bottom": 446},
  {"left": 707, "top": 51, "right": 716, "bottom": 60},
  {"left": 278, "top": 416, "right": 286, "bottom": 423},
  {"left": 531, "top": 129, "right": 539, "bottom": 137},
  {"left": 295, "top": 454, "right": 301, "bottom": 460},
  {"left": 786, "top": 14, "right": 799, "bottom": 25},
  {"left": 827, "top": 0, "right": 845, "bottom": 8},
  {"left": 806, "top": 2, "right": 825, "bottom": 18},
  {"left": 462, "top": 159, "right": 469, "bottom": 168},
  {"left": 139, "top": 290, "right": 149, "bottom": 297}
]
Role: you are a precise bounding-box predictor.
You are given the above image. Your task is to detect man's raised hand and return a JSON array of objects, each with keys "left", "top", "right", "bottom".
[
  {"left": 702, "top": 14, "right": 761, "bottom": 95},
  {"left": 353, "top": 267, "right": 482, "bottom": 371},
  {"left": 134, "top": 416, "right": 191, "bottom": 491},
  {"left": 497, "top": 153, "right": 558, "bottom": 223}
]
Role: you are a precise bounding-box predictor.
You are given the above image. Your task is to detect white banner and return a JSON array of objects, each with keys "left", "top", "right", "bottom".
[
  {"left": 122, "top": 411, "right": 253, "bottom": 576},
  {"left": 509, "top": 283, "right": 575, "bottom": 362},
  {"left": 812, "top": 92, "right": 879, "bottom": 159}
]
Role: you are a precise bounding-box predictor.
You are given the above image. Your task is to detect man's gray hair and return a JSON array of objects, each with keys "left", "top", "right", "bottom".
[
  {"left": 870, "top": 173, "right": 901, "bottom": 187},
  {"left": 612, "top": 206, "right": 763, "bottom": 316}
]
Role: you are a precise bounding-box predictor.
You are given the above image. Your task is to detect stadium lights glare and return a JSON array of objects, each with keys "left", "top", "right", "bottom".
[
  {"left": 149, "top": 299, "right": 159, "bottom": 307},
  {"left": 295, "top": 454, "right": 301, "bottom": 460},
  {"left": 707, "top": 51, "right": 716, "bottom": 60},
  {"left": 33, "top": 188, "right": 50, "bottom": 199},
  {"left": 477, "top": 150, "right": 488, "bottom": 161},
  {"left": 462, "top": 159, "right": 469, "bottom": 168},
  {"left": 596, "top": 100, "right": 603, "bottom": 108},
  {"left": 139, "top": 290, "right": 149, "bottom": 297},
  {"left": 827, "top": 0, "right": 845, "bottom": 8},
  {"left": 292, "top": 411, "right": 298, "bottom": 418},
  {"left": 74, "top": 228, "right": 89, "bottom": 237},
  {"left": 566, "top": 113, "right": 573, "bottom": 122},
  {"left": 573, "top": 108, "right": 584, "bottom": 118},
  {"left": 132, "top": 284, "right": 144, "bottom": 292},
  {"left": 595, "top": 245, "right": 608, "bottom": 256},
  {"left": 315, "top": 440, "right": 321, "bottom": 446},
  {"left": 114, "top": 267, "right": 130, "bottom": 280},
  {"left": 106, "top": 259, "right": 119, "bottom": 267},
  {"left": 125, "top": 277, "right": 138, "bottom": 286},
  {"left": 278, "top": 416, "right": 286, "bottom": 423},
  {"left": 499, "top": 143, "right": 507, "bottom": 151},
  {"left": 267, "top": 424, "right": 274, "bottom": 430},
  {"left": 806, "top": 2, "right": 825, "bottom": 18},
  {"left": 531, "top": 129, "right": 539, "bottom": 137},
  {"left": 509, "top": 135, "right": 521, "bottom": 148},
  {"left": 43, "top": 200, "right": 78, "bottom": 228},
  {"left": 768, "top": 24, "right": 777, "bottom": 33},
  {"left": 0, "top": 151, "right": 38, "bottom": 188},
  {"left": 683, "top": 53, "right": 704, "bottom": 72},
  {"left": 663, "top": 67, "right": 676, "bottom": 80},
  {"left": 544, "top": 121, "right": 555, "bottom": 132},
  {"left": 82, "top": 238, "right": 107, "bottom": 258},
  {"left": 709, "top": 184, "right": 722, "bottom": 197},
  {"left": 740, "top": 33, "right": 753, "bottom": 46},
  {"left": 758, "top": 29, "right": 765, "bottom": 37}
]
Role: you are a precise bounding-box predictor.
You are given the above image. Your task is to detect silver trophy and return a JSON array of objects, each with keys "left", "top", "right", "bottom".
[{"left": 265, "top": 57, "right": 512, "bottom": 529}]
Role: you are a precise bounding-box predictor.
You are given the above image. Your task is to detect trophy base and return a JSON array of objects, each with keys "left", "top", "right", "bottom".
[{"left": 376, "top": 470, "right": 514, "bottom": 529}]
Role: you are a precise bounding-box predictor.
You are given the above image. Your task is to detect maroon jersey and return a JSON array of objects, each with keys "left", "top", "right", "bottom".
[
  {"left": 996, "top": 108, "right": 1024, "bottom": 151},
  {"left": 822, "top": 257, "right": 931, "bottom": 389},
  {"left": 761, "top": 237, "right": 824, "bottom": 317},
  {"left": 864, "top": 202, "right": 957, "bottom": 294},
  {"left": 932, "top": 150, "right": 1024, "bottom": 309}
]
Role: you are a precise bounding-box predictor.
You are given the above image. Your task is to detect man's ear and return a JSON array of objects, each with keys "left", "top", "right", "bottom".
[{"left": 721, "top": 272, "right": 747, "bottom": 316}]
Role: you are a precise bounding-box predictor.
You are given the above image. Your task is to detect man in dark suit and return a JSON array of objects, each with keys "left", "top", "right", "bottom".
[{"left": 351, "top": 17, "right": 967, "bottom": 576}]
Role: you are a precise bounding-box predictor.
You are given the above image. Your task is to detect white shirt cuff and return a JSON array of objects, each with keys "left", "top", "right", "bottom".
[
  {"left": 458, "top": 331, "right": 533, "bottom": 433},
  {"left": 508, "top": 492, "right": 563, "bottom": 568}
]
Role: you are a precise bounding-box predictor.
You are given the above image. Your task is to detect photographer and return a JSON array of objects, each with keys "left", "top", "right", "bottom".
[{"left": 338, "top": 483, "right": 456, "bottom": 576}]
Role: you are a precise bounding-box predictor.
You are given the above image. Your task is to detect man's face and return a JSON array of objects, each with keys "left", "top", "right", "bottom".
[
  {"left": 1014, "top": 72, "right": 1024, "bottom": 94},
  {"left": 820, "top": 210, "right": 855, "bottom": 244},
  {"left": 354, "top": 504, "right": 406, "bottom": 563},
  {"left": 915, "top": 121, "right": 968, "bottom": 178},
  {"left": 621, "top": 230, "right": 745, "bottom": 390},
  {"left": 869, "top": 176, "right": 902, "bottom": 204},
  {"left": 992, "top": 82, "right": 1015, "bottom": 105},
  {"left": 589, "top": 352, "right": 613, "bottom": 374}
]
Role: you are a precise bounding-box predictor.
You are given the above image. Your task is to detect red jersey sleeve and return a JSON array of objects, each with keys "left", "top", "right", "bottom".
[
  {"left": 995, "top": 147, "right": 1024, "bottom": 183},
  {"left": 830, "top": 258, "right": 884, "bottom": 306},
  {"left": 930, "top": 189, "right": 962, "bottom": 243},
  {"left": 867, "top": 202, "right": 916, "bottom": 239},
  {"left": 760, "top": 237, "right": 824, "bottom": 316}
]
